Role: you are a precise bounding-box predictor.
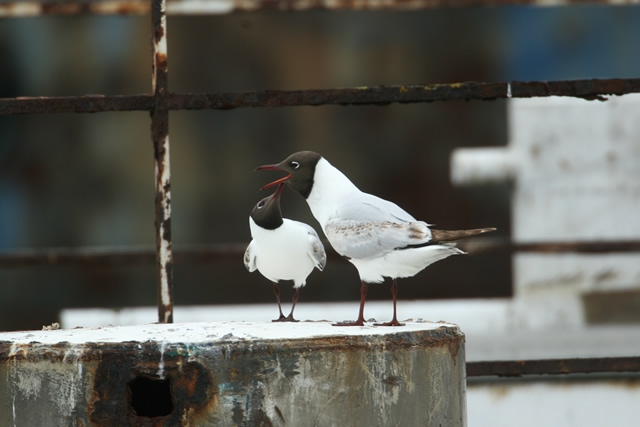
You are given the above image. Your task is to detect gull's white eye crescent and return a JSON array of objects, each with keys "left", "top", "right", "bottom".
[
  {"left": 257, "top": 200, "right": 265, "bottom": 209},
  {"left": 290, "top": 161, "right": 300, "bottom": 169}
]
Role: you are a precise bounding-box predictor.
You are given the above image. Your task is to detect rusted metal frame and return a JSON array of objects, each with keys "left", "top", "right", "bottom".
[
  {"left": 0, "top": 0, "right": 233, "bottom": 17},
  {"left": 0, "top": 95, "right": 152, "bottom": 115},
  {"left": 0, "top": 244, "right": 246, "bottom": 267},
  {"left": 0, "top": 247, "right": 155, "bottom": 267},
  {"left": 0, "top": 1, "right": 148, "bottom": 17},
  {"left": 170, "top": 79, "right": 640, "bottom": 109},
  {"left": 1, "top": 239, "right": 639, "bottom": 268},
  {"left": 2, "top": 0, "right": 640, "bottom": 17},
  {"left": 467, "top": 357, "right": 640, "bottom": 377},
  {"left": 457, "top": 238, "right": 640, "bottom": 254},
  {"left": 2, "top": 79, "right": 640, "bottom": 116},
  {"left": 151, "top": 0, "right": 174, "bottom": 324}
]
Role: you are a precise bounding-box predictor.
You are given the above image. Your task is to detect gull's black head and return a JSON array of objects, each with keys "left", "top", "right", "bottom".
[
  {"left": 250, "top": 183, "right": 284, "bottom": 230},
  {"left": 255, "top": 151, "right": 322, "bottom": 199}
]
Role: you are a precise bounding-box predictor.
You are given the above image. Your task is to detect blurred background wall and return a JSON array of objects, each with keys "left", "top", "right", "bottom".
[{"left": 1, "top": 6, "right": 639, "bottom": 331}]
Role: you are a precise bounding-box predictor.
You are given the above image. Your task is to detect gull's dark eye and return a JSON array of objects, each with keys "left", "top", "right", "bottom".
[
  {"left": 257, "top": 200, "right": 265, "bottom": 209},
  {"left": 290, "top": 161, "right": 300, "bottom": 169}
]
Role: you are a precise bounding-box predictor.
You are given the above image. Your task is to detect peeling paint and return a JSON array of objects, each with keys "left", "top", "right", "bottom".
[
  {"left": 12, "top": 394, "right": 16, "bottom": 427},
  {"left": 151, "top": 0, "right": 174, "bottom": 324},
  {"left": 12, "top": 366, "right": 43, "bottom": 399},
  {"left": 158, "top": 341, "right": 167, "bottom": 378}
]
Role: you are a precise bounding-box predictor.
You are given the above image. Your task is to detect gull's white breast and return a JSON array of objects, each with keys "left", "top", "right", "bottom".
[{"left": 248, "top": 218, "right": 325, "bottom": 288}]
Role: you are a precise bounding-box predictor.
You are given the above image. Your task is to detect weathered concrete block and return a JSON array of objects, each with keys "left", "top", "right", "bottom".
[
  {"left": 0, "top": 322, "right": 466, "bottom": 426},
  {"left": 451, "top": 94, "right": 640, "bottom": 330}
]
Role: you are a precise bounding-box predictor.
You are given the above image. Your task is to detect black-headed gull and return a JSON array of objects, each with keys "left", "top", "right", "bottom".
[
  {"left": 256, "top": 151, "right": 495, "bottom": 326},
  {"left": 244, "top": 183, "right": 327, "bottom": 322}
]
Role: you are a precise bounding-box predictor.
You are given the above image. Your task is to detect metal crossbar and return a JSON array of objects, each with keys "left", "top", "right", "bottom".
[
  {"left": 2, "top": 0, "right": 640, "bottom": 18},
  {"left": 1, "top": 239, "right": 639, "bottom": 268},
  {"left": 2, "top": 79, "right": 640, "bottom": 115},
  {"left": 467, "top": 357, "right": 640, "bottom": 377}
]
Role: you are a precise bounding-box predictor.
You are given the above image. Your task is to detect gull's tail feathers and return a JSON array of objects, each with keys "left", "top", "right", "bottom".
[{"left": 430, "top": 227, "right": 496, "bottom": 243}]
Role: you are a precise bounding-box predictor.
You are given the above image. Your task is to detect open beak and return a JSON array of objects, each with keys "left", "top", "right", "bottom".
[
  {"left": 262, "top": 182, "right": 285, "bottom": 210},
  {"left": 272, "top": 182, "right": 285, "bottom": 199},
  {"left": 255, "top": 164, "right": 291, "bottom": 191}
]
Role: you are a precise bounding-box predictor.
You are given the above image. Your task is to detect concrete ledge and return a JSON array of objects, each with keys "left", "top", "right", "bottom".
[
  {"left": 60, "top": 300, "right": 510, "bottom": 333},
  {"left": 0, "top": 321, "right": 466, "bottom": 426}
]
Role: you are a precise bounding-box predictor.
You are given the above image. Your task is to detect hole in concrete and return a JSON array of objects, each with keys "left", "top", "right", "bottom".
[{"left": 128, "top": 376, "right": 174, "bottom": 417}]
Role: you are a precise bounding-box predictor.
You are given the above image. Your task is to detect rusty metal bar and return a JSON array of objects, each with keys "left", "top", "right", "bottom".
[
  {"left": 2, "top": 79, "right": 640, "bottom": 116},
  {"left": 2, "top": 0, "right": 640, "bottom": 18},
  {"left": 0, "top": 0, "right": 236, "bottom": 16},
  {"left": 0, "top": 1, "right": 148, "bottom": 17},
  {"left": 0, "top": 247, "right": 156, "bottom": 267},
  {"left": 151, "top": 0, "right": 174, "bottom": 324},
  {"left": 458, "top": 238, "right": 640, "bottom": 254},
  {"left": 1, "top": 239, "right": 638, "bottom": 268},
  {"left": 467, "top": 357, "right": 640, "bottom": 377},
  {"left": 0, "top": 244, "right": 246, "bottom": 267},
  {"left": 169, "top": 79, "right": 640, "bottom": 109},
  {"left": 0, "top": 95, "right": 152, "bottom": 115}
]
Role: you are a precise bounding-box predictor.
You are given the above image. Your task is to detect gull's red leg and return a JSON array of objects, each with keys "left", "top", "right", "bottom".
[
  {"left": 375, "top": 279, "right": 405, "bottom": 327},
  {"left": 284, "top": 288, "right": 301, "bottom": 322},
  {"left": 272, "top": 282, "right": 287, "bottom": 322},
  {"left": 333, "top": 281, "right": 368, "bottom": 326}
]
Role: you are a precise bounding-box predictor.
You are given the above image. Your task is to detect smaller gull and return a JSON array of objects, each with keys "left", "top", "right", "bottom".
[{"left": 244, "top": 183, "right": 327, "bottom": 322}]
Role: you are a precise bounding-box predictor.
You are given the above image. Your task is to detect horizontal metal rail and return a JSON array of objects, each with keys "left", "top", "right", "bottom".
[
  {"left": 0, "top": 244, "right": 246, "bottom": 267},
  {"left": 2, "top": 79, "right": 639, "bottom": 116},
  {"left": 467, "top": 356, "right": 640, "bottom": 377},
  {"left": 461, "top": 238, "right": 640, "bottom": 254},
  {"left": 2, "top": 0, "right": 639, "bottom": 18},
  {"left": 1, "top": 239, "right": 638, "bottom": 268},
  {"left": 0, "top": 95, "right": 151, "bottom": 114}
]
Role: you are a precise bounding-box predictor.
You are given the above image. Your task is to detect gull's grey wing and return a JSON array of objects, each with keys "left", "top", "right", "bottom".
[
  {"left": 301, "top": 223, "right": 327, "bottom": 271},
  {"left": 308, "top": 232, "right": 327, "bottom": 271},
  {"left": 325, "top": 219, "right": 432, "bottom": 259},
  {"left": 243, "top": 241, "right": 257, "bottom": 272},
  {"left": 334, "top": 193, "right": 419, "bottom": 223}
]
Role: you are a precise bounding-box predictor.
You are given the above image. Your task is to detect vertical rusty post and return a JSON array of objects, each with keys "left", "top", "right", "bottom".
[{"left": 151, "top": 0, "right": 173, "bottom": 323}]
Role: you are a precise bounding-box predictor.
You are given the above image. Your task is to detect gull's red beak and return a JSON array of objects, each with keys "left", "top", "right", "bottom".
[
  {"left": 255, "top": 164, "right": 291, "bottom": 191},
  {"left": 272, "top": 182, "right": 285, "bottom": 199}
]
